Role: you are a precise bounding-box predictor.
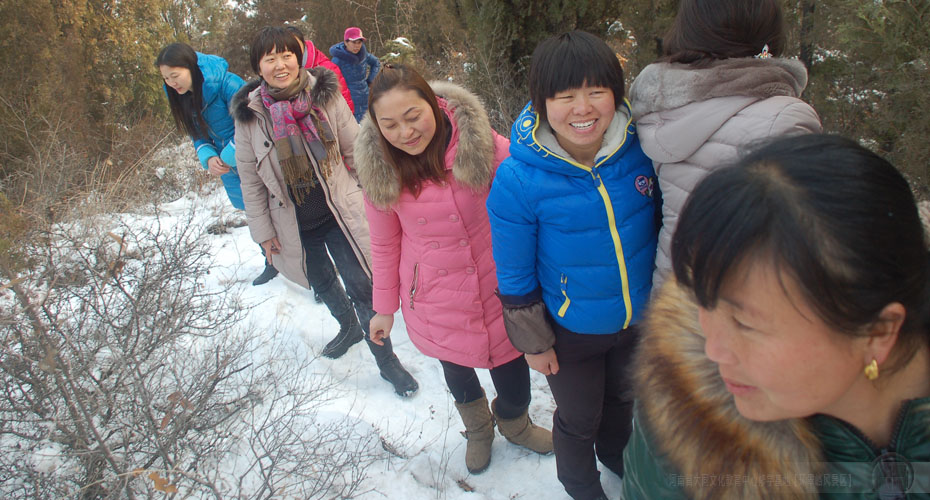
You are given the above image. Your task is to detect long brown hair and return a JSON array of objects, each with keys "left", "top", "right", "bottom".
[{"left": 368, "top": 64, "right": 448, "bottom": 197}]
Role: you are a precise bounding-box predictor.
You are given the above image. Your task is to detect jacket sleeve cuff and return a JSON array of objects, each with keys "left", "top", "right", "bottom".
[
  {"left": 248, "top": 221, "right": 276, "bottom": 246},
  {"left": 498, "top": 287, "right": 543, "bottom": 307},
  {"left": 372, "top": 285, "right": 400, "bottom": 315},
  {"left": 196, "top": 144, "right": 219, "bottom": 169},
  {"left": 500, "top": 296, "right": 555, "bottom": 355}
]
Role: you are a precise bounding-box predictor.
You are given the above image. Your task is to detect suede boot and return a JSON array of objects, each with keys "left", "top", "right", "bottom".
[
  {"left": 492, "top": 398, "right": 553, "bottom": 455},
  {"left": 455, "top": 393, "right": 495, "bottom": 474}
]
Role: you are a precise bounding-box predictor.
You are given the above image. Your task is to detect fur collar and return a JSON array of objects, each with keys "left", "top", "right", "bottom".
[
  {"left": 231, "top": 67, "right": 342, "bottom": 124},
  {"left": 353, "top": 81, "right": 496, "bottom": 208},
  {"left": 635, "top": 280, "right": 823, "bottom": 500},
  {"left": 630, "top": 58, "right": 809, "bottom": 120}
]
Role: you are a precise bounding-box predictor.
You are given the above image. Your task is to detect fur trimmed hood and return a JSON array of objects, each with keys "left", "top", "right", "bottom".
[
  {"left": 633, "top": 280, "right": 824, "bottom": 500},
  {"left": 231, "top": 66, "right": 343, "bottom": 124},
  {"left": 353, "top": 80, "right": 496, "bottom": 208},
  {"left": 630, "top": 58, "right": 809, "bottom": 120}
]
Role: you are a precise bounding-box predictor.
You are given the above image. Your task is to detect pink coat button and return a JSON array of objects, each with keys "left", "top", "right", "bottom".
[
  {"left": 466, "top": 267, "right": 476, "bottom": 274},
  {"left": 438, "top": 269, "right": 448, "bottom": 276},
  {"left": 429, "top": 242, "right": 439, "bottom": 249},
  {"left": 449, "top": 214, "right": 459, "bottom": 222},
  {"left": 417, "top": 217, "right": 427, "bottom": 224},
  {"left": 459, "top": 239, "right": 468, "bottom": 247}
]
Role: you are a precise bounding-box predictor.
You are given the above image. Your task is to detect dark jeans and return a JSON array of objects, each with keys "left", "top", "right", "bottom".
[
  {"left": 299, "top": 219, "right": 391, "bottom": 364},
  {"left": 546, "top": 321, "right": 640, "bottom": 500},
  {"left": 439, "top": 355, "right": 531, "bottom": 419}
]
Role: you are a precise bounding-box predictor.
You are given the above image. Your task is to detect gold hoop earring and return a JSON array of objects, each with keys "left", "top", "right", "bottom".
[{"left": 864, "top": 359, "right": 879, "bottom": 381}]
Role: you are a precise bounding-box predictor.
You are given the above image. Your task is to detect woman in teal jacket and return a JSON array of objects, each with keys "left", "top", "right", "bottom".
[
  {"left": 157, "top": 42, "right": 277, "bottom": 285},
  {"left": 487, "top": 31, "right": 658, "bottom": 500},
  {"left": 623, "top": 134, "right": 930, "bottom": 499}
]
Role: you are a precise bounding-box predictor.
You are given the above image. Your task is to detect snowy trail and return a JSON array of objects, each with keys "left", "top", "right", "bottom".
[{"left": 154, "top": 188, "right": 623, "bottom": 499}]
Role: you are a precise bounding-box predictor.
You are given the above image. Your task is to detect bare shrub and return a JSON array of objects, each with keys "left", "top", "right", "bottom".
[{"left": 0, "top": 206, "right": 382, "bottom": 498}]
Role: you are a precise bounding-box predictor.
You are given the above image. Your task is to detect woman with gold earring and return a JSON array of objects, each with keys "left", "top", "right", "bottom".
[{"left": 622, "top": 134, "right": 930, "bottom": 499}]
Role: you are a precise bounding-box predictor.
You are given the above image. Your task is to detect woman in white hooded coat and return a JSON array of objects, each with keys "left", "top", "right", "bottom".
[{"left": 629, "top": 0, "right": 822, "bottom": 289}]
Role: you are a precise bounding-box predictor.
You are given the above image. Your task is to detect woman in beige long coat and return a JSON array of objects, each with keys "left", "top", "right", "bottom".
[{"left": 232, "top": 26, "right": 417, "bottom": 396}]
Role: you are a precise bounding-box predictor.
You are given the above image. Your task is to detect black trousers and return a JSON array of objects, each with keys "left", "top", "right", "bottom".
[
  {"left": 299, "top": 218, "right": 392, "bottom": 365},
  {"left": 439, "top": 355, "right": 531, "bottom": 419},
  {"left": 546, "top": 321, "right": 640, "bottom": 500}
]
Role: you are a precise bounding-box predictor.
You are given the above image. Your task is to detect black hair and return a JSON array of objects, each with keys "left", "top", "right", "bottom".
[
  {"left": 249, "top": 26, "right": 305, "bottom": 74},
  {"left": 663, "top": 0, "right": 786, "bottom": 65},
  {"left": 672, "top": 134, "right": 930, "bottom": 374},
  {"left": 527, "top": 30, "right": 625, "bottom": 121},
  {"left": 155, "top": 43, "right": 209, "bottom": 141}
]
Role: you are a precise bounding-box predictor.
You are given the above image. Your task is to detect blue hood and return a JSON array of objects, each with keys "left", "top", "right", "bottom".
[
  {"left": 509, "top": 100, "right": 639, "bottom": 177},
  {"left": 329, "top": 42, "right": 368, "bottom": 64}
]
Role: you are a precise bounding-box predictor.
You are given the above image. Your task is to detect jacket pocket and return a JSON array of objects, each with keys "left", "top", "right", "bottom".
[
  {"left": 409, "top": 263, "right": 420, "bottom": 310},
  {"left": 557, "top": 274, "right": 571, "bottom": 318}
]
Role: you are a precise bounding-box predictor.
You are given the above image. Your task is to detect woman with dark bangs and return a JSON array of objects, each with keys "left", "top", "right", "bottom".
[
  {"left": 232, "top": 26, "right": 418, "bottom": 396},
  {"left": 354, "top": 64, "right": 552, "bottom": 474},
  {"left": 487, "top": 31, "right": 659, "bottom": 500},
  {"left": 156, "top": 42, "right": 278, "bottom": 286},
  {"left": 629, "top": 0, "right": 822, "bottom": 290},
  {"left": 623, "top": 134, "right": 930, "bottom": 499}
]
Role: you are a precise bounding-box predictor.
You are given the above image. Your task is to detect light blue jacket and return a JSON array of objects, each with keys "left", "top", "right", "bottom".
[
  {"left": 164, "top": 52, "right": 246, "bottom": 209},
  {"left": 487, "top": 100, "right": 659, "bottom": 334}
]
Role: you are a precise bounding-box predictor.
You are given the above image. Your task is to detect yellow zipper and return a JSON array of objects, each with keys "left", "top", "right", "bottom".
[
  {"left": 558, "top": 274, "right": 571, "bottom": 317},
  {"left": 529, "top": 100, "right": 635, "bottom": 328}
]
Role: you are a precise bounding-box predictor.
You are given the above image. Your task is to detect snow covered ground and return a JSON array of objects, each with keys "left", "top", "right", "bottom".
[{"left": 150, "top": 186, "right": 624, "bottom": 499}]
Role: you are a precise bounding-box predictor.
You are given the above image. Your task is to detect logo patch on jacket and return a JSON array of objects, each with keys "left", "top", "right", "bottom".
[{"left": 635, "top": 175, "right": 655, "bottom": 198}]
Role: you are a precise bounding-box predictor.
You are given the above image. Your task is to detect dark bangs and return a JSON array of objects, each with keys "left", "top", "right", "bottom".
[
  {"left": 528, "top": 31, "right": 625, "bottom": 121},
  {"left": 249, "top": 26, "right": 305, "bottom": 74}
]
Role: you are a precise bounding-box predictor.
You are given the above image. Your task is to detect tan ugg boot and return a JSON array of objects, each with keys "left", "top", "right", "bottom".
[
  {"left": 492, "top": 399, "right": 553, "bottom": 455},
  {"left": 454, "top": 394, "right": 495, "bottom": 474}
]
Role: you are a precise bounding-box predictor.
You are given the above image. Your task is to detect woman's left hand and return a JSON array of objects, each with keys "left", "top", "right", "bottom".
[
  {"left": 207, "top": 156, "right": 230, "bottom": 176},
  {"left": 369, "top": 313, "right": 394, "bottom": 346}
]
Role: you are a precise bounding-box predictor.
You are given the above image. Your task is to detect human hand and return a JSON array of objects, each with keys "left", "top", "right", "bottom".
[
  {"left": 525, "top": 348, "right": 559, "bottom": 375},
  {"left": 207, "top": 156, "right": 230, "bottom": 176},
  {"left": 260, "top": 237, "right": 282, "bottom": 263},
  {"left": 369, "top": 313, "right": 394, "bottom": 346}
]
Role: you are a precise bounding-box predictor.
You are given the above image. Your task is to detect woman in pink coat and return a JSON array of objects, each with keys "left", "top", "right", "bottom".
[{"left": 354, "top": 64, "right": 552, "bottom": 474}]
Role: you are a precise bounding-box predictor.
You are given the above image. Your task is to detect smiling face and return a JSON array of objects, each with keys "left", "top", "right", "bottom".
[
  {"left": 160, "top": 65, "right": 193, "bottom": 95},
  {"left": 258, "top": 48, "right": 300, "bottom": 89},
  {"left": 544, "top": 83, "right": 615, "bottom": 165},
  {"left": 698, "top": 259, "right": 870, "bottom": 421},
  {"left": 372, "top": 88, "right": 437, "bottom": 157}
]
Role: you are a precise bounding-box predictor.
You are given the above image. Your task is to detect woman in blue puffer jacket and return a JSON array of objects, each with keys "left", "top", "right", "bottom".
[
  {"left": 157, "top": 42, "right": 278, "bottom": 285},
  {"left": 487, "top": 31, "right": 659, "bottom": 500},
  {"left": 329, "top": 27, "right": 380, "bottom": 122}
]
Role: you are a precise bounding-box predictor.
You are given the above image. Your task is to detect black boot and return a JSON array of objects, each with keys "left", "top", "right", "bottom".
[
  {"left": 252, "top": 264, "right": 279, "bottom": 286},
  {"left": 321, "top": 309, "right": 364, "bottom": 359},
  {"left": 316, "top": 282, "right": 364, "bottom": 359},
  {"left": 367, "top": 337, "right": 419, "bottom": 397}
]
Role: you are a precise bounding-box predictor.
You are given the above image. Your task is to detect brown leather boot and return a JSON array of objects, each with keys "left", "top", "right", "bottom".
[
  {"left": 492, "top": 399, "right": 553, "bottom": 455},
  {"left": 454, "top": 393, "right": 495, "bottom": 474}
]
